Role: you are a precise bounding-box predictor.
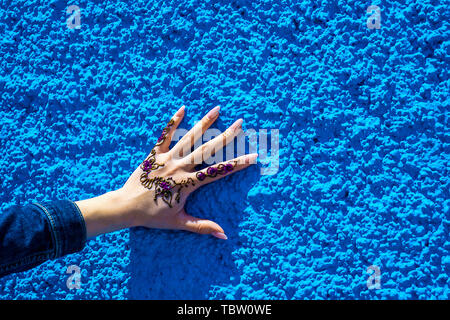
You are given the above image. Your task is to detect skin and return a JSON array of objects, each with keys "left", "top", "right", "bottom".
[{"left": 75, "top": 105, "right": 258, "bottom": 240}]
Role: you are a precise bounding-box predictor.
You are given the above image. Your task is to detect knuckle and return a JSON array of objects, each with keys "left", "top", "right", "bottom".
[{"left": 196, "top": 223, "right": 208, "bottom": 234}]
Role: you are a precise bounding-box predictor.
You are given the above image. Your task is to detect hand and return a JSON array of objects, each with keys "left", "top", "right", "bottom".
[{"left": 76, "top": 105, "right": 257, "bottom": 240}]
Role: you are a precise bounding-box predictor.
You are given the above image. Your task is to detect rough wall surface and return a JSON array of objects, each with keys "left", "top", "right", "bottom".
[{"left": 0, "top": 0, "right": 448, "bottom": 299}]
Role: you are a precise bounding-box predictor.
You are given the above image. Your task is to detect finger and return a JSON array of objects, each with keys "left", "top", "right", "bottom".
[
  {"left": 176, "top": 209, "right": 228, "bottom": 240},
  {"left": 171, "top": 105, "right": 220, "bottom": 158},
  {"left": 154, "top": 105, "right": 185, "bottom": 153},
  {"left": 191, "top": 153, "right": 258, "bottom": 189},
  {"left": 185, "top": 118, "right": 243, "bottom": 168}
]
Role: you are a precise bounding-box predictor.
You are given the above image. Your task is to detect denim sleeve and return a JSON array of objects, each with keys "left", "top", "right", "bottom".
[{"left": 0, "top": 200, "right": 86, "bottom": 277}]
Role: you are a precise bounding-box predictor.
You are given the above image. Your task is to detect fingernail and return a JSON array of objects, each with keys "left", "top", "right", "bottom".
[
  {"left": 230, "top": 118, "right": 243, "bottom": 132},
  {"left": 211, "top": 231, "right": 228, "bottom": 240},
  {"left": 246, "top": 153, "right": 258, "bottom": 164},
  {"left": 175, "top": 105, "right": 185, "bottom": 117},
  {"left": 206, "top": 106, "right": 220, "bottom": 119}
]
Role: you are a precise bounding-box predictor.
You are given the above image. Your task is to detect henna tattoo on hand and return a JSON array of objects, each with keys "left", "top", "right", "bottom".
[
  {"left": 140, "top": 118, "right": 197, "bottom": 208},
  {"left": 196, "top": 161, "right": 238, "bottom": 181},
  {"left": 141, "top": 119, "right": 175, "bottom": 174},
  {"left": 141, "top": 149, "right": 164, "bottom": 173},
  {"left": 140, "top": 174, "right": 195, "bottom": 208},
  {"left": 139, "top": 119, "right": 237, "bottom": 208},
  {"left": 155, "top": 119, "right": 175, "bottom": 146}
]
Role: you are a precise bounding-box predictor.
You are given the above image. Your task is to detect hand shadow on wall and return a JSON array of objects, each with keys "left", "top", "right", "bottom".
[{"left": 127, "top": 165, "right": 259, "bottom": 299}]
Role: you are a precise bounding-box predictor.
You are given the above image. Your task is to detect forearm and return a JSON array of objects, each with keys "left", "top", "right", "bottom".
[
  {"left": 75, "top": 189, "right": 135, "bottom": 239},
  {"left": 0, "top": 190, "right": 136, "bottom": 277}
]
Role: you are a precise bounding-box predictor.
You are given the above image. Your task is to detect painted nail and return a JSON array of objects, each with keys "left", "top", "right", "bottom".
[
  {"left": 211, "top": 231, "right": 228, "bottom": 240},
  {"left": 175, "top": 105, "right": 185, "bottom": 117},
  {"left": 230, "top": 118, "right": 243, "bottom": 132},
  {"left": 206, "top": 106, "right": 220, "bottom": 119}
]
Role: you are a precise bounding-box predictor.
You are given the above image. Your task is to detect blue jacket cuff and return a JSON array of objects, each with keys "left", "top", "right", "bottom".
[{"left": 33, "top": 200, "right": 86, "bottom": 258}]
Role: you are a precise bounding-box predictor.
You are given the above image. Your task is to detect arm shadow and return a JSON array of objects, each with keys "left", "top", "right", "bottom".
[{"left": 127, "top": 165, "right": 259, "bottom": 299}]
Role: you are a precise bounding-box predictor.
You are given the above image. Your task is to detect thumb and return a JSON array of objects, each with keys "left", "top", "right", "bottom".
[{"left": 177, "top": 210, "right": 228, "bottom": 240}]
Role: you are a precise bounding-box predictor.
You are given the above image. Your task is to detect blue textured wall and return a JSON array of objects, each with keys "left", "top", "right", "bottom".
[{"left": 0, "top": 0, "right": 449, "bottom": 299}]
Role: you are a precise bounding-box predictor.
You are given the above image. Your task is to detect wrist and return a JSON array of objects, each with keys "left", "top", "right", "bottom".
[
  {"left": 107, "top": 188, "right": 141, "bottom": 228},
  {"left": 76, "top": 189, "right": 136, "bottom": 238}
]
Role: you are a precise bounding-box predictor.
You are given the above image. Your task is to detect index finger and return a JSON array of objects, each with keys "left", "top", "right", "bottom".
[{"left": 189, "top": 153, "right": 258, "bottom": 190}]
